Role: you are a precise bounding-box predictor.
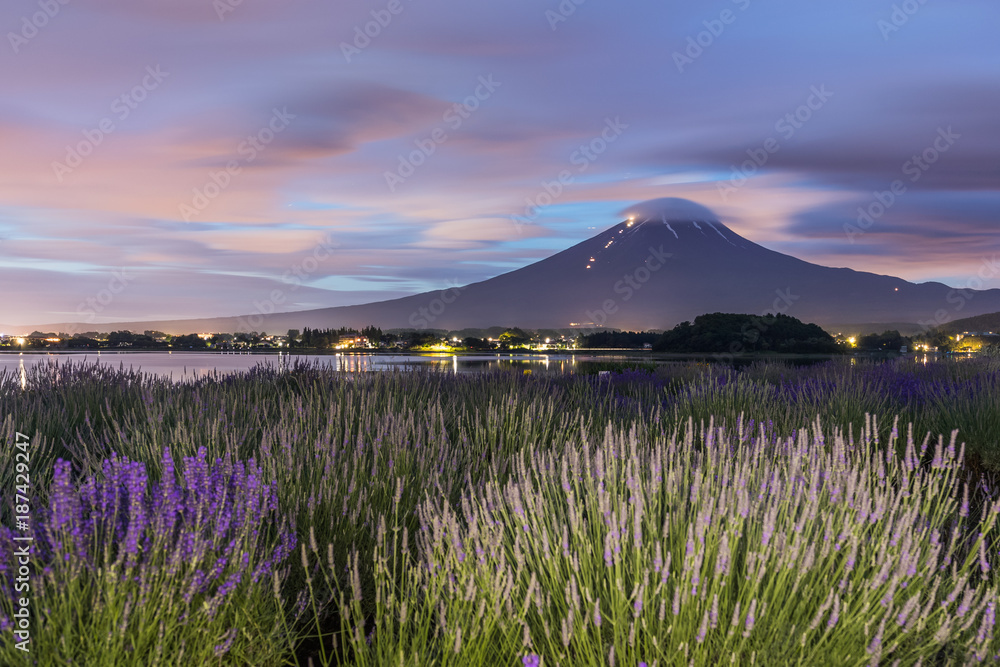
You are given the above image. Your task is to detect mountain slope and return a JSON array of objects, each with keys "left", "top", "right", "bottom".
[{"left": 268, "top": 199, "right": 1000, "bottom": 332}]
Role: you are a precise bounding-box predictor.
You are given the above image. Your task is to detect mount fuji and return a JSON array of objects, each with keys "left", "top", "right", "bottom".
[
  {"left": 247, "top": 197, "right": 999, "bottom": 333},
  {"left": 20, "top": 198, "right": 1000, "bottom": 335}
]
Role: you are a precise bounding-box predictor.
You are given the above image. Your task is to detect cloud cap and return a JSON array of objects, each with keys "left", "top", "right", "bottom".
[{"left": 621, "top": 198, "right": 720, "bottom": 223}]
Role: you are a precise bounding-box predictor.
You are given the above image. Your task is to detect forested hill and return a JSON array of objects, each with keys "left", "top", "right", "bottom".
[{"left": 653, "top": 313, "right": 841, "bottom": 354}]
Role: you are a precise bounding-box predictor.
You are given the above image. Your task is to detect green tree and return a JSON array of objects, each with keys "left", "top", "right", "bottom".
[
  {"left": 498, "top": 328, "right": 530, "bottom": 348},
  {"left": 462, "top": 337, "right": 493, "bottom": 351},
  {"left": 857, "top": 330, "right": 910, "bottom": 351},
  {"left": 653, "top": 313, "right": 840, "bottom": 354},
  {"left": 173, "top": 334, "right": 208, "bottom": 349}
]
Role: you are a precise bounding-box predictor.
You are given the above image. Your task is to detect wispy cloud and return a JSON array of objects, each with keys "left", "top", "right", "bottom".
[{"left": 1, "top": 0, "right": 997, "bottom": 323}]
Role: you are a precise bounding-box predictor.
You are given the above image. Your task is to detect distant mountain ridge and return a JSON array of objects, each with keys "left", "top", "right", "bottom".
[
  {"left": 934, "top": 311, "right": 1000, "bottom": 335},
  {"left": 10, "top": 198, "right": 1000, "bottom": 336}
]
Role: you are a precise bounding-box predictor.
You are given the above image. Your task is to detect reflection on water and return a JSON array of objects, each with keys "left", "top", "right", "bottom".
[
  {"left": 1, "top": 351, "right": 585, "bottom": 380},
  {"left": 329, "top": 352, "right": 578, "bottom": 374},
  {"left": 2, "top": 350, "right": 935, "bottom": 383}
]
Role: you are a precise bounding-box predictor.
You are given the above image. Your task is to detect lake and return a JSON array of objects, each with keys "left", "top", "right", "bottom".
[
  {"left": 0, "top": 350, "right": 904, "bottom": 386},
  {"left": 0, "top": 351, "right": 594, "bottom": 381}
]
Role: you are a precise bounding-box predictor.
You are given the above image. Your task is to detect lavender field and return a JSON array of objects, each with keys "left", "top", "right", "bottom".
[{"left": 2, "top": 358, "right": 1000, "bottom": 665}]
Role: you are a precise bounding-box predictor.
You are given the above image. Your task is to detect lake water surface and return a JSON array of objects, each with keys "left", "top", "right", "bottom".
[
  {"left": 0, "top": 351, "right": 597, "bottom": 381},
  {"left": 0, "top": 350, "right": 883, "bottom": 387}
]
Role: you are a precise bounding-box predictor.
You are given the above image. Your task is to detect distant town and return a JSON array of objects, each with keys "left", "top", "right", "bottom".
[
  {"left": 3, "top": 319, "right": 999, "bottom": 355},
  {"left": 0, "top": 326, "right": 585, "bottom": 352}
]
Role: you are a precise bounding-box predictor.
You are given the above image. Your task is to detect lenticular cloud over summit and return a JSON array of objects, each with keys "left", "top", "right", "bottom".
[{"left": 621, "top": 198, "right": 721, "bottom": 224}]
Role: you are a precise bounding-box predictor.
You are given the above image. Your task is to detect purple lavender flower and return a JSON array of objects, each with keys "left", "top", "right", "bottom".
[
  {"left": 696, "top": 607, "right": 708, "bottom": 643},
  {"left": 827, "top": 596, "right": 840, "bottom": 628},
  {"left": 743, "top": 598, "right": 758, "bottom": 637},
  {"left": 213, "top": 628, "right": 237, "bottom": 657},
  {"left": 976, "top": 601, "right": 995, "bottom": 647},
  {"left": 867, "top": 618, "right": 885, "bottom": 661},
  {"left": 7, "top": 446, "right": 295, "bottom": 641}
]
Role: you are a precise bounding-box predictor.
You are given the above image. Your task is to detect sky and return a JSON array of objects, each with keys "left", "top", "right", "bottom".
[{"left": 1, "top": 0, "right": 998, "bottom": 326}]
